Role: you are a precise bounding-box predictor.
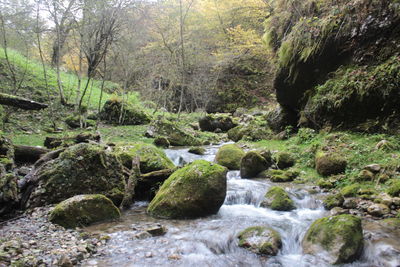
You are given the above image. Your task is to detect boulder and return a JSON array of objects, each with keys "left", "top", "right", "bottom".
[
  {"left": 0, "top": 135, "right": 14, "bottom": 171},
  {"left": 25, "top": 143, "right": 128, "bottom": 208},
  {"left": 302, "top": 214, "right": 363, "bottom": 264},
  {"left": 99, "top": 99, "right": 151, "bottom": 125},
  {"left": 260, "top": 169, "right": 298, "bottom": 182},
  {"left": 315, "top": 152, "right": 347, "bottom": 176},
  {"left": 44, "top": 132, "right": 101, "bottom": 149},
  {"left": 215, "top": 144, "right": 245, "bottom": 170},
  {"left": 274, "top": 152, "right": 295, "bottom": 169},
  {"left": 49, "top": 194, "right": 120, "bottom": 228},
  {"left": 199, "top": 114, "right": 237, "bottom": 132},
  {"left": 387, "top": 180, "right": 400, "bottom": 197},
  {"left": 261, "top": 186, "right": 295, "bottom": 211},
  {"left": 153, "top": 137, "right": 170, "bottom": 148},
  {"left": 188, "top": 146, "right": 206, "bottom": 155},
  {"left": 240, "top": 151, "right": 269, "bottom": 178},
  {"left": 227, "top": 122, "right": 273, "bottom": 142},
  {"left": 354, "top": 170, "right": 374, "bottom": 182},
  {"left": 113, "top": 143, "right": 174, "bottom": 173},
  {"left": 147, "top": 160, "right": 227, "bottom": 219},
  {"left": 135, "top": 169, "right": 174, "bottom": 200},
  {"left": 65, "top": 114, "right": 95, "bottom": 129},
  {"left": 340, "top": 184, "right": 361, "bottom": 197},
  {"left": 237, "top": 226, "right": 282, "bottom": 256},
  {"left": 0, "top": 171, "right": 19, "bottom": 215},
  {"left": 323, "top": 194, "right": 344, "bottom": 210},
  {"left": 150, "top": 119, "right": 202, "bottom": 146},
  {"left": 367, "top": 203, "right": 390, "bottom": 217}
]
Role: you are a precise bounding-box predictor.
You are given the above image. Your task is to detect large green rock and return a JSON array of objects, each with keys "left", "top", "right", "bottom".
[
  {"left": 215, "top": 144, "right": 245, "bottom": 170},
  {"left": 100, "top": 99, "right": 151, "bottom": 125},
  {"left": 237, "top": 226, "right": 282, "bottom": 256},
  {"left": 150, "top": 119, "right": 202, "bottom": 146},
  {"left": 26, "top": 143, "right": 127, "bottom": 208},
  {"left": 302, "top": 214, "right": 363, "bottom": 264},
  {"left": 227, "top": 121, "right": 273, "bottom": 142},
  {"left": 114, "top": 143, "right": 174, "bottom": 173},
  {"left": 315, "top": 152, "right": 347, "bottom": 176},
  {"left": 323, "top": 194, "right": 344, "bottom": 210},
  {"left": 199, "top": 114, "right": 237, "bottom": 132},
  {"left": 261, "top": 186, "right": 295, "bottom": 211},
  {"left": 274, "top": 152, "right": 295, "bottom": 169},
  {"left": 50, "top": 194, "right": 120, "bottom": 228},
  {"left": 147, "top": 160, "right": 227, "bottom": 219},
  {"left": 240, "top": 151, "right": 269, "bottom": 178}
]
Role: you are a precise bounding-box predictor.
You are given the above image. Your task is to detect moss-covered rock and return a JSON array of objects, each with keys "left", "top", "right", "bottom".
[
  {"left": 323, "top": 194, "right": 344, "bottom": 210},
  {"left": 135, "top": 169, "right": 174, "bottom": 201},
  {"left": 317, "top": 179, "right": 334, "bottom": 189},
  {"left": 147, "top": 160, "right": 227, "bottom": 219},
  {"left": 261, "top": 186, "right": 295, "bottom": 211},
  {"left": 188, "top": 146, "right": 206, "bottom": 155},
  {"left": 237, "top": 226, "right": 282, "bottom": 256},
  {"left": 354, "top": 170, "right": 375, "bottom": 182},
  {"left": 240, "top": 151, "right": 269, "bottom": 178},
  {"left": 49, "top": 194, "right": 120, "bottom": 228},
  {"left": 26, "top": 143, "right": 127, "bottom": 208},
  {"left": 340, "top": 184, "right": 361, "bottom": 197},
  {"left": 65, "top": 114, "right": 95, "bottom": 129},
  {"left": 99, "top": 99, "right": 151, "bottom": 125},
  {"left": 0, "top": 135, "right": 14, "bottom": 171},
  {"left": 153, "top": 137, "right": 170, "bottom": 148},
  {"left": 150, "top": 119, "right": 202, "bottom": 146},
  {"left": 387, "top": 180, "right": 400, "bottom": 197},
  {"left": 199, "top": 114, "right": 237, "bottom": 132},
  {"left": 367, "top": 203, "right": 390, "bottom": 217},
  {"left": 215, "top": 144, "right": 245, "bottom": 170},
  {"left": 227, "top": 121, "right": 273, "bottom": 142},
  {"left": 114, "top": 143, "right": 174, "bottom": 173},
  {"left": 315, "top": 152, "right": 347, "bottom": 176},
  {"left": 302, "top": 214, "right": 363, "bottom": 264},
  {"left": 260, "top": 169, "right": 298, "bottom": 182},
  {"left": 0, "top": 171, "right": 19, "bottom": 215},
  {"left": 274, "top": 152, "right": 295, "bottom": 169}
]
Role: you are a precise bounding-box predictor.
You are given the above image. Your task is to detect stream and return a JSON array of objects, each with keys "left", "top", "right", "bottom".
[{"left": 82, "top": 145, "right": 400, "bottom": 267}]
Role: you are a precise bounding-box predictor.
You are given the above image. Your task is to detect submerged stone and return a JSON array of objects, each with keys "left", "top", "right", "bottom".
[
  {"left": 237, "top": 226, "right": 282, "bottom": 256},
  {"left": 50, "top": 194, "right": 120, "bottom": 228},
  {"left": 261, "top": 186, "right": 295, "bottom": 211},
  {"left": 147, "top": 160, "right": 227, "bottom": 219}
]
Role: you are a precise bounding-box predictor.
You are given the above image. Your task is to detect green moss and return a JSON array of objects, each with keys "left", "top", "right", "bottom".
[
  {"left": 261, "top": 169, "right": 298, "bottom": 182},
  {"left": 315, "top": 152, "right": 347, "bottom": 177},
  {"left": 153, "top": 136, "right": 170, "bottom": 148},
  {"left": 147, "top": 160, "right": 227, "bottom": 219},
  {"left": 340, "top": 184, "right": 361, "bottom": 197},
  {"left": 274, "top": 151, "right": 295, "bottom": 169},
  {"left": 262, "top": 186, "right": 295, "bottom": 211},
  {"left": 215, "top": 144, "right": 245, "bottom": 170},
  {"left": 303, "top": 214, "right": 363, "bottom": 264},
  {"left": 317, "top": 179, "right": 334, "bottom": 189},
  {"left": 114, "top": 142, "right": 174, "bottom": 173},
  {"left": 100, "top": 98, "right": 151, "bottom": 126},
  {"left": 151, "top": 119, "right": 202, "bottom": 146},
  {"left": 237, "top": 226, "right": 282, "bottom": 256},
  {"left": 323, "top": 194, "right": 344, "bottom": 210},
  {"left": 387, "top": 179, "right": 400, "bottom": 197},
  {"left": 240, "top": 151, "right": 269, "bottom": 178},
  {"left": 50, "top": 194, "right": 121, "bottom": 228},
  {"left": 188, "top": 146, "right": 206, "bottom": 155}
]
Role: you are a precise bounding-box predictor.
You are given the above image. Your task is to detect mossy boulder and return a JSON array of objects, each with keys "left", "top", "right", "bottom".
[
  {"left": 147, "top": 160, "right": 227, "bottom": 219},
  {"left": 354, "top": 169, "right": 375, "bottom": 182},
  {"left": 0, "top": 171, "right": 19, "bottom": 215},
  {"left": 367, "top": 203, "right": 390, "bottom": 217},
  {"left": 340, "top": 184, "right": 361, "bottom": 197},
  {"left": 26, "top": 143, "right": 127, "bottom": 208},
  {"left": 260, "top": 169, "right": 298, "bottom": 182},
  {"left": 302, "top": 214, "right": 363, "bottom": 264},
  {"left": 387, "top": 180, "right": 400, "bottom": 197},
  {"left": 274, "top": 152, "right": 295, "bottom": 169},
  {"left": 237, "top": 226, "right": 282, "bottom": 256},
  {"left": 100, "top": 99, "right": 151, "bottom": 125},
  {"left": 240, "top": 151, "right": 269, "bottom": 178},
  {"left": 188, "top": 146, "right": 206, "bottom": 155},
  {"left": 65, "top": 114, "right": 95, "bottom": 129},
  {"left": 215, "top": 144, "right": 245, "bottom": 170},
  {"left": 199, "top": 114, "right": 237, "bottom": 132},
  {"left": 49, "top": 194, "right": 120, "bottom": 228},
  {"left": 261, "top": 186, "right": 295, "bottom": 211},
  {"left": 227, "top": 122, "right": 273, "bottom": 142},
  {"left": 315, "top": 152, "right": 347, "bottom": 176},
  {"left": 114, "top": 143, "right": 174, "bottom": 173},
  {"left": 323, "top": 194, "right": 344, "bottom": 210},
  {"left": 153, "top": 137, "right": 170, "bottom": 148},
  {"left": 0, "top": 135, "right": 14, "bottom": 171},
  {"left": 150, "top": 119, "right": 202, "bottom": 146}
]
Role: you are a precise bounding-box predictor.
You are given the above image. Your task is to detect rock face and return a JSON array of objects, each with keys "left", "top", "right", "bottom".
[
  {"left": 240, "top": 151, "right": 269, "bottom": 178},
  {"left": 199, "top": 114, "right": 237, "bottom": 132},
  {"left": 114, "top": 143, "right": 174, "bottom": 173},
  {"left": 147, "top": 160, "right": 227, "bottom": 219},
  {"left": 100, "top": 99, "right": 151, "bottom": 125},
  {"left": 237, "top": 226, "right": 282, "bottom": 256},
  {"left": 215, "top": 144, "right": 245, "bottom": 170},
  {"left": 49, "top": 194, "right": 120, "bottom": 228},
  {"left": 315, "top": 153, "right": 347, "bottom": 176},
  {"left": 26, "top": 143, "right": 127, "bottom": 208},
  {"left": 261, "top": 186, "right": 295, "bottom": 211},
  {"left": 302, "top": 214, "right": 363, "bottom": 264}
]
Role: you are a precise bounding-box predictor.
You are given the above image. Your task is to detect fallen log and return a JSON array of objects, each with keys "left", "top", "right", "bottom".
[
  {"left": 0, "top": 93, "right": 48, "bottom": 110},
  {"left": 14, "top": 145, "right": 50, "bottom": 163}
]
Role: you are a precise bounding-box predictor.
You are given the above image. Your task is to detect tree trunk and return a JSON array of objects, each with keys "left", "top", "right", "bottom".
[{"left": 0, "top": 93, "right": 48, "bottom": 110}]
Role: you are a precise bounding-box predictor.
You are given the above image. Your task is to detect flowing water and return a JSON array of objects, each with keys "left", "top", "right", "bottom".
[{"left": 83, "top": 145, "right": 400, "bottom": 267}]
